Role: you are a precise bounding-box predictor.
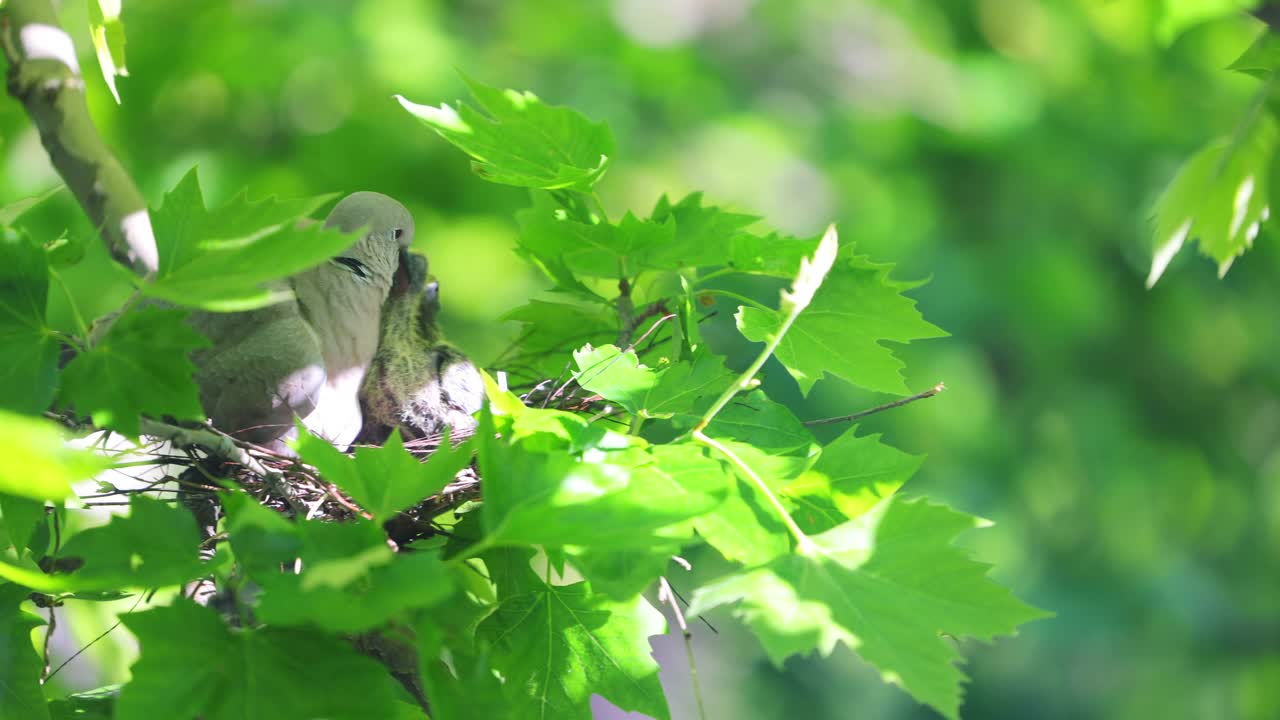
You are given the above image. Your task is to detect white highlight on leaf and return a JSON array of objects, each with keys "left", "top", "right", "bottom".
[
  {"left": 1246, "top": 221, "right": 1261, "bottom": 248},
  {"left": 1229, "top": 175, "right": 1255, "bottom": 240},
  {"left": 783, "top": 224, "right": 839, "bottom": 311},
  {"left": 20, "top": 24, "right": 80, "bottom": 75},
  {"left": 1146, "top": 219, "right": 1190, "bottom": 289},
  {"left": 395, "top": 94, "right": 472, "bottom": 134},
  {"left": 1218, "top": 256, "right": 1234, "bottom": 278}
]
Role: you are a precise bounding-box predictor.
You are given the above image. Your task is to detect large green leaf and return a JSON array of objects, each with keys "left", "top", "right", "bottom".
[
  {"left": 478, "top": 560, "right": 670, "bottom": 720},
  {"left": 0, "top": 411, "right": 108, "bottom": 502},
  {"left": 477, "top": 407, "right": 727, "bottom": 548},
  {"left": 516, "top": 196, "right": 674, "bottom": 278},
  {"left": 500, "top": 300, "right": 617, "bottom": 380},
  {"left": 689, "top": 497, "right": 1049, "bottom": 720},
  {"left": 142, "top": 169, "right": 347, "bottom": 310},
  {"left": 0, "top": 228, "right": 59, "bottom": 414},
  {"left": 293, "top": 427, "right": 471, "bottom": 523},
  {"left": 223, "top": 498, "right": 454, "bottom": 632},
  {"left": 572, "top": 343, "right": 661, "bottom": 416},
  {"left": 399, "top": 76, "right": 616, "bottom": 192},
  {"left": 1147, "top": 117, "right": 1277, "bottom": 286},
  {"left": 737, "top": 251, "right": 946, "bottom": 395},
  {"left": 116, "top": 602, "right": 402, "bottom": 720},
  {"left": 0, "top": 585, "right": 50, "bottom": 720},
  {"left": 785, "top": 429, "right": 923, "bottom": 533},
  {"left": 59, "top": 306, "right": 209, "bottom": 437}
]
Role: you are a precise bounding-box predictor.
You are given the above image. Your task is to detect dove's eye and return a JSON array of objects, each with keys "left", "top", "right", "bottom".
[
  {"left": 393, "top": 228, "right": 404, "bottom": 240},
  {"left": 331, "top": 256, "right": 369, "bottom": 279}
]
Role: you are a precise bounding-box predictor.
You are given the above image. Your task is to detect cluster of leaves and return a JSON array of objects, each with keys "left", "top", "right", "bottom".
[
  {"left": 0, "top": 76, "right": 1045, "bottom": 720},
  {"left": 1148, "top": 28, "right": 1280, "bottom": 286}
]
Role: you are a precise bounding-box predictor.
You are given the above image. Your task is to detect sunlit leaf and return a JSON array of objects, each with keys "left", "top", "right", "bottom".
[
  {"left": 0, "top": 411, "right": 107, "bottom": 502},
  {"left": 399, "top": 76, "right": 616, "bottom": 192},
  {"left": 689, "top": 497, "right": 1049, "bottom": 720},
  {"left": 59, "top": 306, "right": 209, "bottom": 437}
]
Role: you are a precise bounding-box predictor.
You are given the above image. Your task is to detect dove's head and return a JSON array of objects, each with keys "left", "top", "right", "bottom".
[{"left": 323, "top": 191, "right": 415, "bottom": 292}]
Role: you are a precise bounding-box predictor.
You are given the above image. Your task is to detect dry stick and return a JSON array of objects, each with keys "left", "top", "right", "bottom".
[
  {"left": 802, "top": 382, "right": 946, "bottom": 427},
  {"left": 659, "top": 577, "right": 708, "bottom": 720},
  {"left": 1, "top": 0, "right": 158, "bottom": 276}
]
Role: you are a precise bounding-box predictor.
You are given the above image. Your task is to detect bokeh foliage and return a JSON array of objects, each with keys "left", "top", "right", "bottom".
[{"left": 3, "top": 1, "right": 1280, "bottom": 718}]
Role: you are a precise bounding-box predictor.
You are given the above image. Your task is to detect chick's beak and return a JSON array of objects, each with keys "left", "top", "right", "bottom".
[{"left": 392, "top": 247, "right": 415, "bottom": 295}]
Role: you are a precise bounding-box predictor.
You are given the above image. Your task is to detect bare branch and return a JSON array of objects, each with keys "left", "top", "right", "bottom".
[
  {"left": 1, "top": 0, "right": 157, "bottom": 276},
  {"left": 803, "top": 382, "right": 945, "bottom": 427}
]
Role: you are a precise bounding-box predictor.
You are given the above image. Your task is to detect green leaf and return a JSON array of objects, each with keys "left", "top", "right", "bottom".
[
  {"left": 1148, "top": 117, "right": 1277, "bottom": 286},
  {"left": 567, "top": 544, "right": 678, "bottom": 600},
  {"left": 244, "top": 517, "right": 454, "bottom": 633},
  {"left": 116, "top": 601, "right": 402, "bottom": 720},
  {"left": 478, "top": 408, "right": 727, "bottom": 548},
  {"left": 0, "top": 411, "right": 108, "bottom": 502},
  {"left": 478, "top": 562, "right": 670, "bottom": 720},
  {"left": 737, "top": 250, "right": 946, "bottom": 395},
  {"left": 88, "top": 0, "right": 128, "bottom": 104},
  {"left": 644, "top": 351, "right": 736, "bottom": 419},
  {"left": 572, "top": 343, "right": 661, "bottom": 416},
  {"left": 500, "top": 300, "right": 617, "bottom": 380},
  {"left": 142, "top": 169, "right": 347, "bottom": 310},
  {"left": 689, "top": 497, "right": 1050, "bottom": 720},
  {"left": 1228, "top": 30, "right": 1280, "bottom": 78},
  {"left": 517, "top": 196, "right": 675, "bottom": 278},
  {"left": 59, "top": 306, "right": 209, "bottom": 437},
  {"left": 0, "top": 584, "right": 50, "bottom": 720},
  {"left": 646, "top": 193, "right": 821, "bottom": 276},
  {"left": 47, "top": 687, "right": 118, "bottom": 719},
  {"left": 0, "top": 228, "right": 59, "bottom": 414},
  {"left": 41, "top": 495, "right": 205, "bottom": 592},
  {"left": 785, "top": 430, "right": 923, "bottom": 533},
  {"left": 0, "top": 493, "right": 46, "bottom": 554},
  {"left": 293, "top": 427, "right": 471, "bottom": 523},
  {"left": 699, "top": 390, "right": 814, "bottom": 456},
  {"left": 398, "top": 76, "right": 616, "bottom": 192}
]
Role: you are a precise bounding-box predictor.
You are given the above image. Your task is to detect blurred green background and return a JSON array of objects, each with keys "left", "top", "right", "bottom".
[{"left": 5, "top": 1, "right": 1279, "bottom": 718}]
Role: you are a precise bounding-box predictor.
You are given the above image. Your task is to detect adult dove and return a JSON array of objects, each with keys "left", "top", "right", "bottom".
[{"left": 189, "top": 192, "right": 414, "bottom": 451}]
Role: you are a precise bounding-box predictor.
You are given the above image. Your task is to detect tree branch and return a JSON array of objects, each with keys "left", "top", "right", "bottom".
[
  {"left": 802, "top": 382, "right": 945, "bottom": 427},
  {"left": 1, "top": 0, "right": 157, "bottom": 276}
]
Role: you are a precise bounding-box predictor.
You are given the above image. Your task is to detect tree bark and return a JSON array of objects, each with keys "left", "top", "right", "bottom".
[{"left": 1, "top": 0, "right": 157, "bottom": 277}]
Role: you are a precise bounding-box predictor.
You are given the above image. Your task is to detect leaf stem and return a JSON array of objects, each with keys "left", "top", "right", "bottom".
[
  {"left": 803, "top": 382, "right": 946, "bottom": 426},
  {"left": 48, "top": 267, "right": 89, "bottom": 340},
  {"left": 699, "top": 288, "right": 771, "bottom": 312},
  {"left": 693, "top": 430, "right": 814, "bottom": 552}
]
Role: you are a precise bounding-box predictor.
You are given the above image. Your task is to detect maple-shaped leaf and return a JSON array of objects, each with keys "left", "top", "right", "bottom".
[
  {"left": 572, "top": 343, "right": 661, "bottom": 416},
  {"left": 293, "top": 427, "right": 471, "bottom": 523},
  {"left": 516, "top": 194, "right": 675, "bottom": 278},
  {"left": 0, "top": 495, "right": 205, "bottom": 593},
  {"left": 689, "top": 496, "right": 1049, "bottom": 720},
  {"left": 0, "top": 228, "right": 59, "bottom": 414},
  {"left": 1147, "top": 117, "right": 1276, "bottom": 286},
  {"left": 59, "top": 306, "right": 208, "bottom": 437},
  {"left": 785, "top": 429, "right": 924, "bottom": 533},
  {"left": 645, "top": 193, "right": 821, "bottom": 277},
  {"left": 142, "top": 169, "right": 349, "bottom": 310},
  {"left": 0, "top": 411, "right": 108, "bottom": 503},
  {"left": 644, "top": 351, "right": 736, "bottom": 419},
  {"left": 223, "top": 494, "right": 453, "bottom": 632},
  {"left": 477, "top": 406, "right": 727, "bottom": 549},
  {"left": 737, "top": 250, "right": 946, "bottom": 395},
  {"left": 501, "top": 300, "right": 617, "bottom": 381},
  {"left": 398, "top": 76, "right": 616, "bottom": 192},
  {"left": 0, "top": 492, "right": 47, "bottom": 555},
  {"left": 0, "top": 585, "right": 50, "bottom": 720},
  {"left": 116, "top": 602, "right": 402, "bottom": 720},
  {"left": 478, "top": 560, "right": 670, "bottom": 720}
]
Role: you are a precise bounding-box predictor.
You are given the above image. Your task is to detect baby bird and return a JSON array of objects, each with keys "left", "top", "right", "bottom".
[{"left": 359, "top": 251, "right": 483, "bottom": 445}]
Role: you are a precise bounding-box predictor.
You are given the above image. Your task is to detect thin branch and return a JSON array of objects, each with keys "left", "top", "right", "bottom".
[
  {"left": 659, "top": 577, "right": 708, "bottom": 720},
  {"left": 1, "top": 0, "right": 158, "bottom": 276},
  {"left": 803, "top": 382, "right": 946, "bottom": 427}
]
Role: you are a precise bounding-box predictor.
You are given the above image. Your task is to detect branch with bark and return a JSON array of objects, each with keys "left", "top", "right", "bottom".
[{"left": 0, "top": 0, "right": 156, "bottom": 276}]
